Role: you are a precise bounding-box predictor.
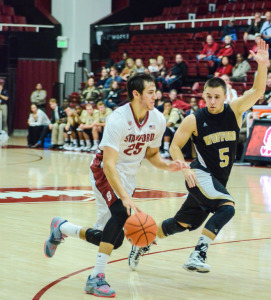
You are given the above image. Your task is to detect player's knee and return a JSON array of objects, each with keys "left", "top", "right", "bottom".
[
  {"left": 161, "top": 218, "right": 187, "bottom": 236},
  {"left": 114, "top": 230, "right": 124, "bottom": 250},
  {"left": 110, "top": 199, "right": 129, "bottom": 226}
]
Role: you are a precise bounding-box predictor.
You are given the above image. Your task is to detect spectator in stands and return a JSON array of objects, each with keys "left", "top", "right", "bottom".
[
  {"left": 214, "top": 56, "right": 233, "bottom": 77},
  {"left": 104, "top": 80, "right": 122, "bottom": 109},
  {"left": 185, "top": 97, "right": 199, "bottom": 117},
  {"left": 248, "top": 34, "right": 262, "bottom": 59},
  {"left": 260, "top": 11, "right": 271, "bottom": 45},
  {"left": 243, "top": 12, "right": 264, "bottom": 41},
  {"left": 222, "top": 18, "right": 238, "bottom": 41},
  {"left": 196, "top": 35, "right": 219, "bottom": 61},
  {"left": 155, "top": 89, "right": 165, "bottom": 112},
  {"left": 96, "top": 67, "right": 109, "bottom": 89},
  {"left": 48, "top": 98, "right": 67, "bottom": 149},
  {"left": 81, "top": 77, "right": 101, "bottom": 104},
  {"left": 148, "top": 58, "right": 159, "bottom": 74},
  {"left": 27, "top": 103, "right": 50, "bottom": 148},
  {"left": 104, "top": 66, "right": 122, "bottom": 89},
  {"left": 78, "top": 103, "right": 100, "bottom": 151},
  {"left": 213, "top": 35, "right": 234, "bottom": 63},
  {"left": 134, "top": 58, "right": 145, "bottom": 73},
  {"left": 30, "top": 83, "right": 47, "bottom": 112},
  {"left": 73, "top": 104, "right": 90, "bottom": 151},
  {"left": 263, "top": 78, "right": 271, "bottom": 105},
  {"left": 165, "top": 54, "right": 187, "bottom": 91},
  {"left": 0, "top": 79, "right": 8, "bottom": 133},
  {"left": 157, "top": 55, "right": 167, "bottom": 77},
  {"left": 62, "top": 98, "right": 70, "bottom": 109},
  {"left": 220, "top": 74, "right": 238, "bottom": 104},
  {"left": 161, "top": 99, "right": 184, "bottom": 158},
  {"left": 230, "top": 53, "right": 251, "bottom": 82},
  {"left": 116, "top": 51, "right": 128, "bottom": 73},
  {"left": 168, "top": 89, "right": 189, "bottom": 111},
  {"left": 120, "top": 58, "right": 135, "bottom": 81}
]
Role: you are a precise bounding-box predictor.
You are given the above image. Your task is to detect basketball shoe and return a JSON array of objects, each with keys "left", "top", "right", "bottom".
[
  {"left": 84, "top": 273, "right": 116, "bottom": 297},
  {"left": 128, "top": 244, "right": 152, "bottom": 271},
  {"left": 44, "top": 216, "right": 67, "bottom": 258},
  {"left": 183, "top": 250, "right": 210, "bottom": 273}
]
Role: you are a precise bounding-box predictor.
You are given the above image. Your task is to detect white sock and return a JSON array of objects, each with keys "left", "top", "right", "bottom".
[
  {"left": 195, "top": 234, "right": 213, "bottom": 252},
  {"left": 164, "top": 142, "right": 169, "bottom": 152},
  {"left": 59, "top": 222, "right": 82, "bottom": 238},
  {"left": 91, "top": 252, "right": 110, "bottom": 278},
  {"left": 80, "top": 140, "right": 85, "bottom": 146},
  {"left": 86, "top": 139, "right": 91, "bottom": 147},
  {"left": 93, "top": 140, "right": 99, "bottom": 146}
]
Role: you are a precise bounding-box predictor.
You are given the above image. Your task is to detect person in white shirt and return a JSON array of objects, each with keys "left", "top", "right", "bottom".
[
  {"left": 30, "top": 83, "right": 47, "bottom": 112},
  {"left": 221, "top": 74, "right": 238, "bottom": 103},
  {"left": 44, "top": 73, "right": 189, "bottom": 297},
  {"left": 27, "top": 104, "right": 50, "bottom": 147}
]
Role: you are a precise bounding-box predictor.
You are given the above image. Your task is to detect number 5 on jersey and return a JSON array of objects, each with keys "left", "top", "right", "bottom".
[{"left": 219, "top": 147, "right": 229, "bottom": 168}]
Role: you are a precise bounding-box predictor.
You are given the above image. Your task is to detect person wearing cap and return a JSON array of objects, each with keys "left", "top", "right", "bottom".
[
  {"left": 222, "top": 18, "right": 238, "bottom": 41},
  {"left": 0, "top": 79, "right": 9, "bottom": 132}
]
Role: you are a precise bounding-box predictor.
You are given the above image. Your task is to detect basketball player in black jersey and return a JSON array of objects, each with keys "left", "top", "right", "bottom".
[{"left": 129, "top": 39, "right": 269, "bottom": 273}]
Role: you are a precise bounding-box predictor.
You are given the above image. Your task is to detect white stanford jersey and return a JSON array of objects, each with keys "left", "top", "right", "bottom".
[{"left": 99, "top": 103, "right": 166, "bottom": 176}]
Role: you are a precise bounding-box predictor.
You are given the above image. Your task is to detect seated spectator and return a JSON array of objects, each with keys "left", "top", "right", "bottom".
[
  {"left": 262, "top": 78, "right": 271, "bottom": 105},
  {"left": 116, "top": 51, "right": 128, "bottom": 73},
  {"left": 27, "top": 103, "right": 50, "bottom": 148},
  {"left": 96, "top": 67, "right": 109, "bottom": 89},
  {"left": 248, "top": 34, "right": 262, "bottom": 59},
  {"left": 230, "top": 53, "right": 251, "bottom": 82},
  {"left": 104, "top": 66, "right": 122, "bottom": 88},
  {"left": 155, "top": 89, "right": 165, "bottom": 112},
  {"left": 157, "top": 55, "right": 167, "bottom": 77},
  {"left": 81, "top": 77, "right": 101, "bottom": 104},
  {"left": 91, "top": 101, "right": 112, "bottom": 151},
  {"left": 164, "top": 54, "right": 187, "bottom": 91},
  {"left": 197, "top": 35, "right": 219, "bottom": 61},
  {"left": 78, "top": 103, "right": 100, "bottom": 151},
  {"left": 120, "top": 58, "right": 135, "bottom": 81},
  {"left": 243, "top": 12, "right": 264, "bottom": 41},
  {"left": 148, "top": 58, "right": 159, "bottom": 74},
  {"left": 213, "top": 35, "right": 234, "bottom": 63},
  {"left": 30, "top": 83, "right": 47, "bottom": 112},
  {"left": 214, "top": 56, "right": 233, "bottom": 77},
  {"left": 260, "top": 11, "right": 271, "bottom": 45},
  {"left": 222, "top": 18, "right": 238, "bottom": 41},
  {"left": 104, "top": 80, "right": 122, "bottom": 109},
  {"left": 48, "top": 98, "right": 67, "bottom": 149},
  {"left": 185, "top": 97, "right": 199, "bottom": 116},
  {"left": 221, "top": 74, "right": 238, "bottom": 103},
  {"left": 161, "top": 99, "right": 184, "bottom": 158},
  {"left": 0, "top": 78, "right": 8, "bottom": 133},
  {"left": 134, "top": 58, "right": 145, "bottom": 73},
  {"left": 168, "top": 89, "right": 190, "bottom": 111},
  {"left": 63, "top": 106, "right": 83, "bottom": 151}
]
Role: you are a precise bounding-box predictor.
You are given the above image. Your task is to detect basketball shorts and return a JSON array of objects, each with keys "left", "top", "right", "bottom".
[
  {"left": 89, "top": 154, "right": 136, "bottom": 231},
  {"left": 174, "top": 168, "right": 234, "bottom": 230}
]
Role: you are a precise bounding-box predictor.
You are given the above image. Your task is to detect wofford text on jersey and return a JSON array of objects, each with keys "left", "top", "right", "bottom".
[
  {"left": 124, "top": 133, "right": 155, "bottom": 143},
  {"left": 203, "top": 131, "right": 236, "bottom": 146}
]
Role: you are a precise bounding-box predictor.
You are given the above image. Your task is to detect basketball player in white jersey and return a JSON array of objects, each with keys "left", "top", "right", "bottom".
[{"left": 44, "top": 73, "right": 189, "bottom": 297}]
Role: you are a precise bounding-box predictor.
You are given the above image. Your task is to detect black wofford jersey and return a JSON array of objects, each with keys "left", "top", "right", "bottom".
[{"left": 191, "top": 104, "right": 240, "bottom": 187}]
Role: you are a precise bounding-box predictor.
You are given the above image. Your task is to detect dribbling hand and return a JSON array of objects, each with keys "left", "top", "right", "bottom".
[{"left": 122, "top": 197, "right": 141, "bottom": 216}]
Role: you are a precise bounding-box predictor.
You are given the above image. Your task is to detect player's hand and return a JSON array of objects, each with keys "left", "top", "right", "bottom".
[
  {"left": 168, "top": 160, "right": 190, "bottom": 172},
  {"left": 249, "top": 39, "right": 269, "bottom": 66},
  {"left": 182, "top": 169, "right": 198, "bottom": 188},
  {"left": 122, "top": 197, "right": 141, "bottom": 216}
]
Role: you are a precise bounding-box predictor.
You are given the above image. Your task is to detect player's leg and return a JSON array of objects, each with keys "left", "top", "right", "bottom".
[
  {"left": 90, "top": 125, "right": 101, "bottom": 152},
  {"left": 82, "top": 129, "right": 92, "bottom": 151},
  {"left": 161, "top": 127, "right": 174, "bottom": 158},
  {"left": 183, "top": 169, "right": 235, "bottom": 273}
]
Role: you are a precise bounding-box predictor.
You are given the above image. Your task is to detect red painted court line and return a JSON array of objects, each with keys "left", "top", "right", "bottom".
[{"left": 32, "top": 237, "right": 271, "bottom": 300}]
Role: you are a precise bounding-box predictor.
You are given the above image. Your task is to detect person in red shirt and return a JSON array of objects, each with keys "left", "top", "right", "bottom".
[
  {"left": 197, "top": 35, "right": 219, "bottom": 61},
  {"left": 214, "top": 56, "right": 233, "bottom": 77},
  {"left": 213, "top": 35, "right": 234, "bottom": 63},
  {"left": 169, "top": 89, "right": 191, "bottom": 111},
  {"left": 248, "top": 34, "right": 261, "bottom": 60}
]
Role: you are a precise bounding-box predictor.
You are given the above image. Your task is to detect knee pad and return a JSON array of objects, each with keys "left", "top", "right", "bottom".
[
  {"left": 205, "top": 205, "right": 235, "bottom": 236},
  {"left": 109, "top": 199, "right": 129, "bottom": 225},
  {"left": 114, "top": 230, "right": 124, "bottom": 250},
  {"left": 161, "top": 218, "right": 187, "bottom": 237}
]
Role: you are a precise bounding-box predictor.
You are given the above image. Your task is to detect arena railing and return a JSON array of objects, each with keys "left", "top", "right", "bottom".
[{"left": 0, "top": 23, "right": 54, "bottom": 32}]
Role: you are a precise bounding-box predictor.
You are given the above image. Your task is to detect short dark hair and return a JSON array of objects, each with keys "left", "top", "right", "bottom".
[
  {"left": 204, "top": 77, "right": 227, "bottom": 95},
  {"left": 127, "top": 73, "right": 155, "bottom": 101},
  {"left": 164, "top": 99, "right": 172, "bottom": 105}
]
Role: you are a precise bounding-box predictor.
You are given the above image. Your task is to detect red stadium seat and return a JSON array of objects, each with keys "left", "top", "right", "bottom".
[
  {"left": 1, "top": 5, "right": 15, "bottom": 16},
  {"left": 187, "top": 66, "right": 198, "bottom": 77},
  {"left": 0, "top": 15, "right": 12, "bottom": 31}
]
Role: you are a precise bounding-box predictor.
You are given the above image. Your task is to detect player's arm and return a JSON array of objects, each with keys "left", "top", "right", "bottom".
[
  {"left": 230, "top": 39, "right": 269, "bottom": 125},
  {"left": 145, "top": 147, "right": 190, "bottom": 172},
  {"left": 103, "top": 146, "right": 141, "bottom": 215},
  {"left": 170, "top": 114, "right": 198, "bottom": 188}
]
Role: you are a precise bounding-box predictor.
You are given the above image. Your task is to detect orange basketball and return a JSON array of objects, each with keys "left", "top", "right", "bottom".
[{"left": 124, "top": 212, "right": 157, "bottom": 247}]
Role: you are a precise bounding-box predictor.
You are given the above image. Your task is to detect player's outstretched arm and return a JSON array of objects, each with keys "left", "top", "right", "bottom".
[
  {"left": 170, "top": 114, "right": 198, "bottom": 188},
  {"left": 103, "top": 146, "right": 141, "bottom": 215},
  {"left": 230, "top": 39, "right": 269, "bottom": 122}
]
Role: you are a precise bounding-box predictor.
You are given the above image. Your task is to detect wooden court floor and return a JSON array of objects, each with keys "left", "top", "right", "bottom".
[{"left": 1, "top": 137, "right": 271, "bottom": 300}]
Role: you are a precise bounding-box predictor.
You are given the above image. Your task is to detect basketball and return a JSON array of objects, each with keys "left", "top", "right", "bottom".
[{"left": 124, "top": 212, "right": 157, "bottom": 247}]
